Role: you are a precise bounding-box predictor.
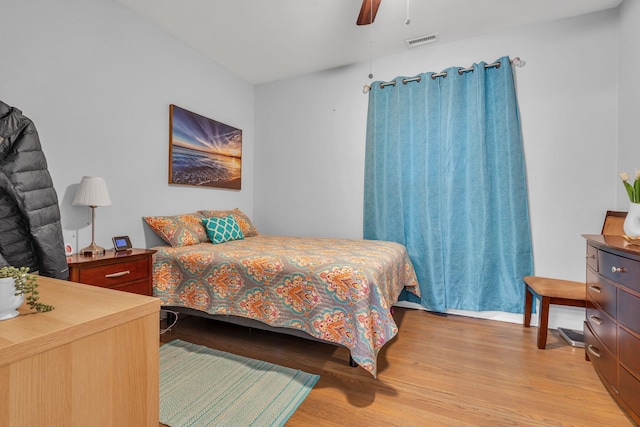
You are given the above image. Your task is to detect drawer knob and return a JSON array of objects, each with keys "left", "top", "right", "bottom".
[
  {"left": 611, "top": 266, "right": 624, "bottom": 273},
  {"left": 587, "top": 345, "right": 601, "bottom": 358},
  {"left": 586, "top": 254, "right": 595, "bottom": 259},
  {"left": 588, "top": 285, "right": 602, "bottom": 294},
  {"left": 105, "top": 270, "right": 131, "bottom": 278},
  {"left": 589, "top": 315, "right": 603, "bottom": 326}
]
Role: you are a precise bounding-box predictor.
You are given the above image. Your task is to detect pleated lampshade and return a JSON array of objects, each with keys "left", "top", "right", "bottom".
[
  {"left": 72, "top": 176, "right": 112, "bottom": 207},
  {"left": 72, "top": 176, "right": 112, "bottom": 256}
]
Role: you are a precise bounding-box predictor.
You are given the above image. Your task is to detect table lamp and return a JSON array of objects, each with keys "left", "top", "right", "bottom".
[{"left": 72, "top": 176, "right": 112, "bottom": 256}]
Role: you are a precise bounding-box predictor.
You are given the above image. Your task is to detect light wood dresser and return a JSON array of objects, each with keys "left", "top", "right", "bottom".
[
  {"left": 0, "top": 275, "right": 160, "bottom": 427},
  {"left": 583, "top": 234, "right": 640, "bottom": 425}
]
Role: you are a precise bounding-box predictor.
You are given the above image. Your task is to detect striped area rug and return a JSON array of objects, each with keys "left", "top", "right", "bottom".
[{"left": 159, "top": 339, "right": 319, "bottom": 427}]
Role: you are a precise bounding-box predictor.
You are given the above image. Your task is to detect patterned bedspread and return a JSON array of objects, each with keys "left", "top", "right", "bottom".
[{"left": 152, "top": 235, "right": 420, "bottom": 376}]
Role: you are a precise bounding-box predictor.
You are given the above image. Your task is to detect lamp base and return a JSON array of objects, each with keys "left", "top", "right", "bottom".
[{"left": 80, "top": 242, "right": 105, "bottom": 256}]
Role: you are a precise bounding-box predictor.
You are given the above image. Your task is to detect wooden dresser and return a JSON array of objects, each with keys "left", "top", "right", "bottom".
[
  {"left": 583, "top": 234, "right": 640, "bottom": 425},
  {"left": 0, "top": 276, "right": 160, "bottom": 426},
  {"left": 67, "top": 248, "right": 156, "bottom": 295}
]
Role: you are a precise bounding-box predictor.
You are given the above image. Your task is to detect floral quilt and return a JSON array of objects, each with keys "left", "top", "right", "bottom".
[{"left": 152, "top": 235, "right": 420, "bottom": 376}]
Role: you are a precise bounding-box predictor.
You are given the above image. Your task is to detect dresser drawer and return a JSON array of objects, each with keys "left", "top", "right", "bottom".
[
  {"left": 586, "top": 269, "right": 617, "bottom": 318},
  {"left": 619, "top": 367, "right": 640, "bottom": 420},
  {"left": 584, "top": 323, "right": 618, "bottom": 390},
  {"left": 599, "top": 249, "right": 640, "bottom": 293},
  {"left": 619, "top": 289, "right": 640, "bottom": 333},
  {"left": 586, "top": 298, "right": 617, "bottom": 354},
  {"left": 620, "top": 327, "right": 640, "bottom": 377},
  {"left": 584, "top": 236, "right": 640, "bottom": 426},
  {"left": 586, "top": 244, "right": 598, "bottom": 271},
  {"left": 77, "top": 260, "right": 149, "bottom": 288}
]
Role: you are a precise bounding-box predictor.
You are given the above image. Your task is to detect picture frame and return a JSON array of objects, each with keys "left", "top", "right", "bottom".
[{"left": 169, "top": 104, "right": 242, "bottom": 190}]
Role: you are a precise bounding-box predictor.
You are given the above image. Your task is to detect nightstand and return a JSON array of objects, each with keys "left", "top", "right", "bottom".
[{"left": 67, "top": 248, "right": 157, "bottom": 296}]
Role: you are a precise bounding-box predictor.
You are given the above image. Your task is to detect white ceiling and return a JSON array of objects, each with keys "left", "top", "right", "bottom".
[{"left": 115, "top": 0, "right": 622, "bottom": 85}]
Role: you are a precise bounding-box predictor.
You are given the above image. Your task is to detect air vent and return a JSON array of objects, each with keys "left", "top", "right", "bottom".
[{"left": 405, "top": 32, "right": 439, "bottom": 49}]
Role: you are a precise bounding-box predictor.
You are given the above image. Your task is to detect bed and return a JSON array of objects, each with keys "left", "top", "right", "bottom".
[{"left": 146, "top": 209, "right": 420, "bottom": 377}]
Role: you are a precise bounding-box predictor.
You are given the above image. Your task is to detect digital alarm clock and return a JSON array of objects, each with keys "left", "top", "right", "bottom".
[{"left": 112, "top": 235, "right": 132, "bottom": 252}]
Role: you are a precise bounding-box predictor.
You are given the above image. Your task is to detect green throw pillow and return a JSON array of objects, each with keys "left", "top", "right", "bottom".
[{"left": 202, "top": 215, "right": 244, "bottom": 244}]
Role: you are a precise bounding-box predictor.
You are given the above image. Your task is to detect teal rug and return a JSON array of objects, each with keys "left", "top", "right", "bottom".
[{"left": 159, "top": 339, "right": 319, "bottom": 427}]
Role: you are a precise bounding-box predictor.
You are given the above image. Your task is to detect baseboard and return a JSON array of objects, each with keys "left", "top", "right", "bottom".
[{"left": 394, "top": 300, "right": 586, "bottom": 330}]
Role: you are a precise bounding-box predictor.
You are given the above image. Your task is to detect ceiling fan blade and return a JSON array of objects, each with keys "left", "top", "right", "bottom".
[{"left": 357, "top": 0, "right": 381, "bottom": 26}]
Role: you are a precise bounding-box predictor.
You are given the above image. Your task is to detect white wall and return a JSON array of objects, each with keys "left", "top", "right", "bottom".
[
  {"left": 255, "top": 10, "right": 620, "bottom": 329},
  {"left": 618, "top": 0, "right": 640, "bottom": 202},
  {"left": 0, "top": 1, "right": 624, "bottom": 330},
  {"left": 0, "top": 0, "right": 254, "bottom": 252}
]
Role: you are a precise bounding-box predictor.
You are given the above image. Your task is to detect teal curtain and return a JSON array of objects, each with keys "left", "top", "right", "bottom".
[{"left": 363, "top": 56, "right": 533, "bottom": 313}]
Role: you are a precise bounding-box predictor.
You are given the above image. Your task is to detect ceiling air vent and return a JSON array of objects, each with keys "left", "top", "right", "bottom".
[{"left": 405, "top": 33, "right": 439, "bottom": 49}]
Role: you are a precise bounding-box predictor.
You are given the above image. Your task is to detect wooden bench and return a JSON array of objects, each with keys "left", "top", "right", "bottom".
[
  {"left": 523, "top": 276, "right": 585, "bottom": 349},
  {"left": 523, "top": 210, "right": 627, "bottom": 349}
]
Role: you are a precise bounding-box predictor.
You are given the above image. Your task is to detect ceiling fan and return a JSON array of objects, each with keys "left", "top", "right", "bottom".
[{"left": 356, "top": 0, "right": 381, "bottom": 26}]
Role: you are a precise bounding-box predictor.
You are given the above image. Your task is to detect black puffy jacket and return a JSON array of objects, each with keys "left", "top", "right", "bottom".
[{"left": 0, "top": 100, "right": 68, "bottom": 279}]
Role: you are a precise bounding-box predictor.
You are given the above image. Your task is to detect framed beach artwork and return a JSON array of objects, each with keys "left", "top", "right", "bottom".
[{"left": 169, "top": 104, "right": 242, "bottom": 190}]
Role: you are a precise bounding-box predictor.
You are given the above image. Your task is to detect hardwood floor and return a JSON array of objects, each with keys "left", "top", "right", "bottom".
[{"left": 159, "top": 308, "right": 633, "bottom": 426}]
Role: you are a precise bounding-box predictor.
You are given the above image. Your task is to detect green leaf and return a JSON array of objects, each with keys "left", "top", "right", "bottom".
[
  {"left": 624, "top": 181, "right": 635, "bottom": 202},
  {"left": 635, "top": 178, "right": 640, "bottom": 203}
]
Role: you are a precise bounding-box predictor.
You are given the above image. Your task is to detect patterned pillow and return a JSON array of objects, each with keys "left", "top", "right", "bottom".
[
  {"left": 143, "top": 212, "right": 207, "bottom": 247},
  {"left": 202, "top": 215, "right": 244, "bottom": 244},
  {"left": 199, "top": 208, "right": 258, "bottom": 237}
]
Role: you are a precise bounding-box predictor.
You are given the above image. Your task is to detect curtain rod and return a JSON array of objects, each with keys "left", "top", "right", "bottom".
[{"left": 362, "top": 57, "right": 524, "bottom": 94}]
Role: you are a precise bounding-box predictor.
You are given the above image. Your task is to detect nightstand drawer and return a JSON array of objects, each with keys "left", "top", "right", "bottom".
[
  {"left": 107, "top": 280, "right": 151, "bottom": 295},
  {"left": 67, "top": 248, "right": 156, "bottom": 296},
  {"left": 78, "top": 260, "right": 148, "bottom": 287}
]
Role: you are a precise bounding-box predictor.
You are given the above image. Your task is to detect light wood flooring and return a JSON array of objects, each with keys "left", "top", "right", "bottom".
[{"left": 159, "top": 307, "right": 634, "bottom": 426}]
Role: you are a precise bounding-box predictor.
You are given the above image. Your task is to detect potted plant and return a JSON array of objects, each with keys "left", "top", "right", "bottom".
[{"left": 0, "top": 266, "right": 53, "bottom": 321}]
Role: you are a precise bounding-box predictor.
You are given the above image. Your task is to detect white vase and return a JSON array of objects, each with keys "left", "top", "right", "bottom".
[
  {"left": 624, "top": 202, "right": 640, "bottom": 237},
  {"left": 0, "top": 277, "right": 24, "bottom": 321}
]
